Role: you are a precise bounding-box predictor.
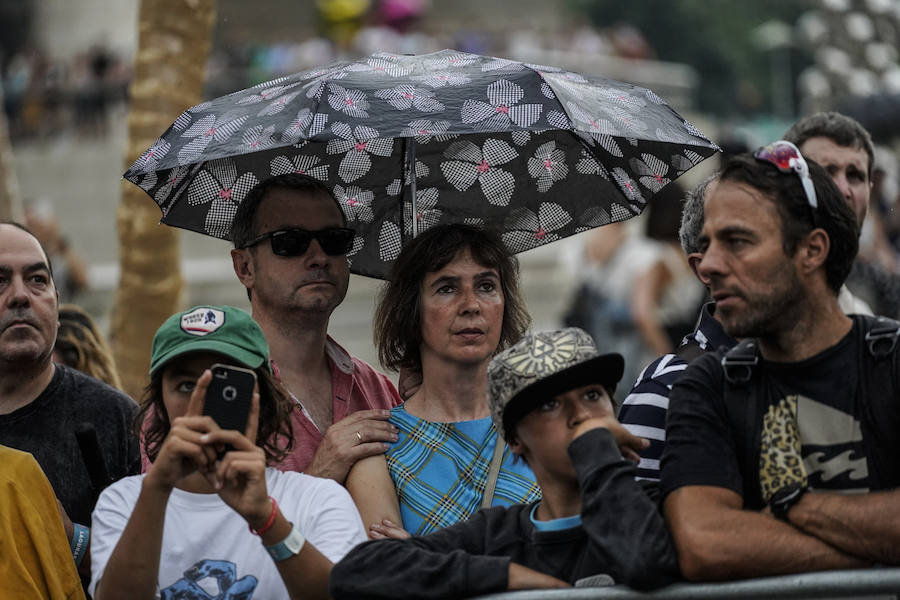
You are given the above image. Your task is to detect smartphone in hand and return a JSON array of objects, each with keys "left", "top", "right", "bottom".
[{"left": 204, "top": 364, "right": 257, "bottom": 446}]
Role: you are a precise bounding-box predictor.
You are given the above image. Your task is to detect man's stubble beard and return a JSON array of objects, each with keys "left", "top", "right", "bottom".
[{"left": 721, "top": 262, "right": 806, "bottom": 341}]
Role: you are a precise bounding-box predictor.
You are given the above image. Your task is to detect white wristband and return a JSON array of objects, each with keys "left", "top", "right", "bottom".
[{"left": 264, "top": 523, "right": 305, "bottom": 562}]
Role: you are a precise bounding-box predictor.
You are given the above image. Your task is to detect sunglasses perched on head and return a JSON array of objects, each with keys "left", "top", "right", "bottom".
[
  {"left": 754, "top": 140, "right": 819, "bottom": 222},
  {"left": 244, "top": 227, "right": 355, "bottom": 257}
]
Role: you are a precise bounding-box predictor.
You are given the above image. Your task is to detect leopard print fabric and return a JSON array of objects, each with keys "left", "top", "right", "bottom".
[{"left": 759, "top": 395, "right": 808, "bottom": 504}]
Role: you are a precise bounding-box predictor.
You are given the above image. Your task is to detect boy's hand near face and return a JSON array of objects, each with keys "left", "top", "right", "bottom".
[{"left": 573, "top": 417, "right": 649, "bottom": 463}]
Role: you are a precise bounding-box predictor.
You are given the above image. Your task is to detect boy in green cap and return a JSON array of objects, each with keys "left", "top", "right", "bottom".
[
  {"left": 330, "top": 327, "right": 679, "bottom": 598},
  {"left": 89, "top": 306, "right": 366, "bottom": 600}
]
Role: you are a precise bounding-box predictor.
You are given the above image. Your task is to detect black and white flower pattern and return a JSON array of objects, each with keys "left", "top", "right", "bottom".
[
  {"left": 528, "top": 142, "right": 569, "bottom": 192},
  {"left": 326, "top": 122, "right": 393, "bottom": 183},
  {"left": 502, "top": 203, "right": 572, "bottom": 251},
  {"left": 334, "top": 185, "right": 375, "bottom": 223},
  {"left": 185, "top": 161, "right": 259, "bottom": 239},
  {"left": 124, "top": 49, "right": 719, "bottom": 280},
  {"left": 375, "top": 85, "right": 445, "bottom": 112},
  {"left": 403, "top": 187, "right": 442, "bottom": 235},
  {"left": 461, "top": 80, "right": 543, "bottom": 130},
  {"left": 269, "top": 154, "right": 329, "bottom": 180},
  {"left": 440, "top": 139, "right": 518, "bottom": 206}
]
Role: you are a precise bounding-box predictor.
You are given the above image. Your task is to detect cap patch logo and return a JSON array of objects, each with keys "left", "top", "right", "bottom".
[{"left": 180, "top": 307, "right": 226, "bottom": 336}]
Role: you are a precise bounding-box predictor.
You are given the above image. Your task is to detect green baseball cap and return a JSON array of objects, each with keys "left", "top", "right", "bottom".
[{"left": 149, "top": 305, "right": 270, "bottom": 375}]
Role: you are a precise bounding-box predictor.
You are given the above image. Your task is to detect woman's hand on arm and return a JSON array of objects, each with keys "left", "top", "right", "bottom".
[{"left": 345, "top": 454, "right": 408, "bottom": 539}]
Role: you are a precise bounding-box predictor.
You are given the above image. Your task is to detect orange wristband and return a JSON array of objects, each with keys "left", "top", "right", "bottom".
[{"left": 250, "top": 496, "right": 278, "bottom": 536}]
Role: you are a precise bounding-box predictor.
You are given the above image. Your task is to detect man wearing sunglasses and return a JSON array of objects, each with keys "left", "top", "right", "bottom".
[
  {"left": 659, "top": 145, "right": 900, "bottom": 580},
  {"left": 230, "top": 174, "right": 401, "bottom": 484}
]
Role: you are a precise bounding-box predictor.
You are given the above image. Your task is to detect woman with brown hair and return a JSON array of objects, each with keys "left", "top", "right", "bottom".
[
  {"left": 53, "top": 304, "right": 122, "bottom": 389},
  {"left": 346, "top": 224, "right": 539, "bottom": 539}
]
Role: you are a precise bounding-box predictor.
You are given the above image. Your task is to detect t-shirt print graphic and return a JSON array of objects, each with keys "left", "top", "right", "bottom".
[
  {"left": 758, "top": 394, "right": 870, "bottom": 504},
  {"left": 160, "top": 559, "right": 258, "bottom": 599}
]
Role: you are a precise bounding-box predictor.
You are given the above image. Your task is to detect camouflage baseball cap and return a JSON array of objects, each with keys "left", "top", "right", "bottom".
[{"left": 487, "top": 327, "right": 624, "bottom": 440}]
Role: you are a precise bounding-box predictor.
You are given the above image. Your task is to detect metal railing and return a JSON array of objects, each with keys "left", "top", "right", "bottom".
[{"left": 476, "top": 568, "right": 900, "bottom": 599}]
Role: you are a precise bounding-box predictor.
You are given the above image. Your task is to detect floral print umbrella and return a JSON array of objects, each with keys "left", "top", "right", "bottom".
[{"left": 125, "top": 49, "right": 719, "bottom": 279}]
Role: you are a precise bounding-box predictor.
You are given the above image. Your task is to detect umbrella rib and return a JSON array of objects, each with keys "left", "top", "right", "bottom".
[{"left": 404, "top": 138, "right": 418, "bottom": 238}]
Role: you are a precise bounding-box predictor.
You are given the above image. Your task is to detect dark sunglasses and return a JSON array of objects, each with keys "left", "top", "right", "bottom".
[
  {"left": 754, "top": 140, "right": 819, "bottom": 223},
  {"left": 244, "top": 227, "right": 355, "bottom": 257}
]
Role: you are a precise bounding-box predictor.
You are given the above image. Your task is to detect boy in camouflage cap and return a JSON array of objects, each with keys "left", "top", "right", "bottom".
[{"left": 331, "top": 328, "right": 679, "bottom": 598}]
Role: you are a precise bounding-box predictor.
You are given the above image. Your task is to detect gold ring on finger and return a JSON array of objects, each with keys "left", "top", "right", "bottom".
[{"left": 356, "top": 431, "right": 362, "bottom": 443}]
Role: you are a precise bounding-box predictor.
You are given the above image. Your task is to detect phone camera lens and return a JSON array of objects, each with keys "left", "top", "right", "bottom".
[{"left": 223, "top": 385, "right": 237, "bottom": 402}]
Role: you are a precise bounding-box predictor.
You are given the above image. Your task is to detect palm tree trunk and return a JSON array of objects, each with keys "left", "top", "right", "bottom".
[{"left": 110, "top": 0, "right": 216, "bottom": 399}]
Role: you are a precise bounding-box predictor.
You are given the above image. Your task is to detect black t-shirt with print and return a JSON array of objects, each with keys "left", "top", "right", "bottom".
[{"left": 660, "top": 317, "right": 900, "bottom": 509}]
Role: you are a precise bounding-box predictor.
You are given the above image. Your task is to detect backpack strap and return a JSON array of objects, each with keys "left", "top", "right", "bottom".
[
  {"left": 864, "top": 316, "right": 900, "bottom": 358},
  {"left": 719, "top": 338, "right": 766, "bottom": 507},
  {"left": 721, "top": 339, "right": 760, "bottom": 386},
  {"left": 854, "top": 315, "right": 900, "bottom": 490}
]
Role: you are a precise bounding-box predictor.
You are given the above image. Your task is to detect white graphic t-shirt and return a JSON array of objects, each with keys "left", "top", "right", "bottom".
[{"left": 90, "top": 468, "right": 366, "bottom": 599}]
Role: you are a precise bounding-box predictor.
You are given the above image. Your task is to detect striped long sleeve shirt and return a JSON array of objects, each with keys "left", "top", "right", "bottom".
[{"left": 618, "top": 303, "right": 735, "bottom": 482}]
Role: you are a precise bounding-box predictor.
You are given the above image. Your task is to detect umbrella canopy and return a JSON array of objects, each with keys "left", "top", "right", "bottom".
[{"left": 125, "top": 49, "right": 719, "bottom": 279}]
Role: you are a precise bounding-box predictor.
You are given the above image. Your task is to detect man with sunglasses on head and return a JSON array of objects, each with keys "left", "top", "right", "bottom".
[
  {"left": 660, "top": 143, "right": 900, "bottom": 581},
  {"left": 230, "top": 174, "right": 401, "bottom": 484}
]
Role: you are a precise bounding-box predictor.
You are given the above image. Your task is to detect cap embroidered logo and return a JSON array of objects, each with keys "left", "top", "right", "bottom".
[{"left": 180, "top": 307, "right": 226, "bottom": 336}]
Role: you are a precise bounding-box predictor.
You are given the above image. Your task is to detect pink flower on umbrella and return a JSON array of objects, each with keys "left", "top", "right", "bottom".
[
  {"left": 241, "top": 125, "right": 278, "bottom": 153},
  {"left": 257, "top": 90, "right": 302, "bottom": 117},
  {"left": 269, "top": 154, "right": 329, "bottom": 180},
  {"left": 611, "top": 167, "right": 645, "bottom": 206},
  {"left": 186, "top": 161, "right": 259, "bottom": 239},
  {"left": 411, "top": 71, "right": 471, "bottom": 88},
  {"left": 401, "top": 119, "right": 453, "bottom": 144},
  {"left": 527, "top": 142, "right": 569, "bottom": 193},
  {"left": 374, "top": 85, "right": 445, "bottom": 112},
  {"left": 630, "top": 153, "right": 670, "bottom": 193},
  {"left": 283, "top": 108, "right": 328, "bottom": 143},
  {"left": 327, "top": 85, "right": 370, "bottom": 118},
  {"left": 133, "top": 138, "right": 170, "bottom": 173},
  {"left": 333, "top": 185, "right": 375, "bottom": 223},
  {"left": 178, "top": 114, "right": 249, "bottom": 163},
  {"left": 566, "top": 101, "right": 622, "bottom": 139},
  {"left": 502, "top": 203, "right": 573, "bottom": 251},
  {"left": 440, "top": 139, "right": 518, "bottom": 206},
  {"left": 155, "top": 166, "right": 190, "bottom": 209},
  {"left": 237, "top": 82, "right": 301, "bottom": 105},
  {"left": 326, "top": 122, "right": 394, "bottom": 183},
  {"left": 403, "top": 188, "right": 442, "bottom": 235},
  {"left": 461, "top": 79, "right": 543, "bottom": 131}
]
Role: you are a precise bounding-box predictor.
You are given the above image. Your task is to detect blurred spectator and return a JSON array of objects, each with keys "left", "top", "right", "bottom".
[
  {"left": 24, "top": 200, "right": 89, "bottom": 301},
  {"left": 54, "top": 304, "right": 122, "bottom": 391},
  {"left": 560, "top": 189, "right": 704, "bottom": 390}
]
